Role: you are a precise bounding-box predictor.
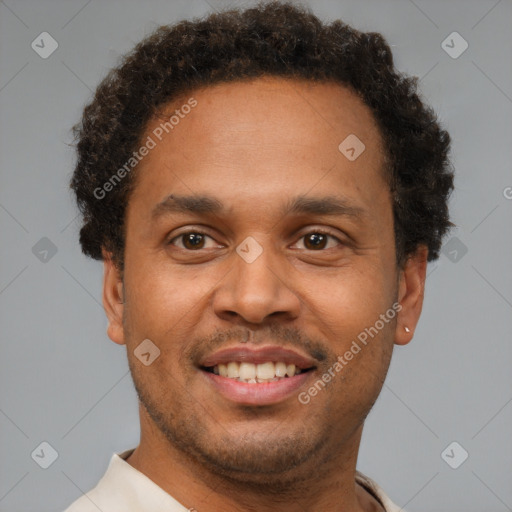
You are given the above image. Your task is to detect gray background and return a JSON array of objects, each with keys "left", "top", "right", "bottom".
[{"left": 1, "top": 0, "right": 511, "bottom": 510}]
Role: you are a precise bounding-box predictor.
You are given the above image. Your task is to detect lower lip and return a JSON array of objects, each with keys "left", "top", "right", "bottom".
[{"left": 201, "top": 370, "right": 312, "bottom": 405}]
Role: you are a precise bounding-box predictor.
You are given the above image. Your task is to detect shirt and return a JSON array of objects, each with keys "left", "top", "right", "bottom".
[{"left": 64, "top": 449, "right": 404, "bottom": 512}]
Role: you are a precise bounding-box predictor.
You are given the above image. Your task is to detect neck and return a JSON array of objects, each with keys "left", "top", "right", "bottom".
[{"left": 125, "top": 404, "right": 383, "bottom": 512}]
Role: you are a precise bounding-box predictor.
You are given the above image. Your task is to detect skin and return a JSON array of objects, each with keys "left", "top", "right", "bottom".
[{"left": 102, "top": 77, "right": 428, "bottom": 512}]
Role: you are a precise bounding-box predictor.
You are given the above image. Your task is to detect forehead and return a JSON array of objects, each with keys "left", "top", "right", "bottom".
[{"left": 130, "top": 77, "right": 387, "bottom": 214}]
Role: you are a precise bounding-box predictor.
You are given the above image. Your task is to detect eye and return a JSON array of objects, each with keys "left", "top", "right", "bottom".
[
  {"left": 169, "top": 232, "right": 218, "bottom": 250},
  {"left": 294, "top": 231, "right": 342, "bottom": 250}
]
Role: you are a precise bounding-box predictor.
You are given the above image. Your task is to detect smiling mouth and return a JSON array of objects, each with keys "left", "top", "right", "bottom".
[{"left": 202, "top": 361, "right": 315, "bottom": 384}]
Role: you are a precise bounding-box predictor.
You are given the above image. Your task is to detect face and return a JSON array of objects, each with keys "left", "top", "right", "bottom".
[{"left": 103, "top": 77, "right": 426, "bottom": 485}]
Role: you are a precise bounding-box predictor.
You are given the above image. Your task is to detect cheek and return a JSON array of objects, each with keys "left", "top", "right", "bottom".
[
  {"left": 121, "top": 261, "right": 223, "bottom": 368},
  {"left": 126, "top": 263, "right": 210, "bottom": 321},
  {"left": 303, "top": 264, "right": 397, "bottom": 388},
  {"left": 312, "top": 271, "right": 396, "bottom": 405},
  {"left": 305, "top": 266, "right": 392, "bottom": 334}
]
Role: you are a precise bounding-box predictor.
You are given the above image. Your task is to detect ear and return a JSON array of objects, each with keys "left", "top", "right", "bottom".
[
  {"left": 102, "top": 251, "right": 125, "bottom": 345},
  {"left": 395, "top": 245, "right": 428, "bottom": 346}
]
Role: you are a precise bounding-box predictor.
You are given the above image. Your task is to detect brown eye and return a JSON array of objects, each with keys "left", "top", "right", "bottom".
[
  {"left": 303, "top": 233, "right": 328, "bottom": 250},
  {"left": 181, "top": 233, "right": 205, "bottom": 249},
  {"left": 167, "top": 232, "right": 209, "bottom": 250},
  {"left": 293, "top": 231, "right": 343, "bottom": 251}
]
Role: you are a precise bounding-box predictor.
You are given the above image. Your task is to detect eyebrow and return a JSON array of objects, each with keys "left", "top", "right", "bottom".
[
  {"left": 151, "top": 194, "right": 223, "bottom": 219},
  {"left": 151, "top": 194, "right": 365, "bottom": 221},
  {"left": 285, "top": 195, "right": 365, "bottom": 219}
]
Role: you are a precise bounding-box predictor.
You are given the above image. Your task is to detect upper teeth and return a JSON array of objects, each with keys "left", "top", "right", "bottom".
[{"left": 213, "top": 361, "right": 301, "bottom": 382}]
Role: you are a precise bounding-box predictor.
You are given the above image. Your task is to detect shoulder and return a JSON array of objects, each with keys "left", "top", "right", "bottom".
[
  {"left": 63, "top": 449, "right": 136, "bottom": 512},
  {"left": 64, "top": 495, "right": 99, "bottom": 512},
  {"left": 355, "top": 471, "right": 404, "bottom": 512}
]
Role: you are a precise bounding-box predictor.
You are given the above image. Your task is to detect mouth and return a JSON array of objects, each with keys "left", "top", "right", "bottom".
[
  {"left": 202, "top": 361, "right": 312, "bottom": 383},
  {"left": 198, "top": 346, "right": 317, "bottom": 405}
]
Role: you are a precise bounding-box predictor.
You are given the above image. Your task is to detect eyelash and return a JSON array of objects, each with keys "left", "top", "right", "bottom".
[{"left": 168, "top": 229, "right": 344, "bottom": 250}]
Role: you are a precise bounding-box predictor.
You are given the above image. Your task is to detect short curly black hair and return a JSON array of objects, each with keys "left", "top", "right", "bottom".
[{"left": 71, "top": 0, "right": 454, "bottom": 271}]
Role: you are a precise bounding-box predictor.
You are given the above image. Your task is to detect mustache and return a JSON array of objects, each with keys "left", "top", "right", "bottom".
[{"left": 187, "top": 324, "right": 331, "bottom": 365}]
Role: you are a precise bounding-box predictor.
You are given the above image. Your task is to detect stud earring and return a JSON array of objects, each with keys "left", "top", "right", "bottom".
[{"left": 404, "top": 326, "right": 411, "bottom": 333}]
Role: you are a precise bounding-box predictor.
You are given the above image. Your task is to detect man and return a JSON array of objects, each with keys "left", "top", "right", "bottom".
[{"left": 65, "top": 1, "right": 453, "bottom": 511}]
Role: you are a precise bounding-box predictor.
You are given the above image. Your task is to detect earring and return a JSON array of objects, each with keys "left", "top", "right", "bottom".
[{"left": 404, "top": 326, "right": 411, "bottom": 333}]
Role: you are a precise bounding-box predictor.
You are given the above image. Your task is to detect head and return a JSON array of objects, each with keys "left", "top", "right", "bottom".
[{"left": 71, "top": 1, "right": 453, "bottom": 488}]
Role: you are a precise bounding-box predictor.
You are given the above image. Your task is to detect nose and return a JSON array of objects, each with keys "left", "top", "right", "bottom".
[{"left": 212, "top": 241, "right": 301, "bottom": 325}]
